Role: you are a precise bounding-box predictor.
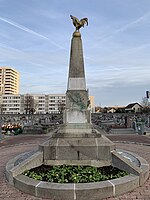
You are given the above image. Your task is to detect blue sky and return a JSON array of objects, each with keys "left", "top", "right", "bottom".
[{"left": 0, "top": 0, "right": 150, "bottom": 106}]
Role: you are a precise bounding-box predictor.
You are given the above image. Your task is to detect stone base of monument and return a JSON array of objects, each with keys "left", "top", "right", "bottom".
[
  {"left": 39, "top": 130, "right": 115, "bottom": 167},
  {"left": 6, "top": 128, "right": 149, "bottom": 200}
]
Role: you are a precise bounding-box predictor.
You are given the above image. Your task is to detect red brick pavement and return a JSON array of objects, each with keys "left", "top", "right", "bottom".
[
  {"left": 106, "top": 134, "right": 150, "bottom": 145},
  {"left": 0, "top": 134, "right": 150, "bottom": 200},
  {"left": 0, "top": 135, "right": 49, "bottom": 148}
]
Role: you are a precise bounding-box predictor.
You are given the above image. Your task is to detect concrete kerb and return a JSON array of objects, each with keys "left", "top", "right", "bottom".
[
  {"left": 113, "top": 149, "right": 149, "bottom": 186},
  {"left": 112, "top": 150, "right": 142, "bottom": 176},
  {"left": 6, "top": 153, "right": 26, "bottom": 185},
  {"left": 6, "top": 149, "right": 149, "bottom": 200},
  {"left": 108, "top": 174, "right": 139, "bottom": 197},
  {"left": 6, "top": 151, "right": 43, "bottom": 185},
  {"left": 13, "top": 171, "right": 139, "bottom": 200}
]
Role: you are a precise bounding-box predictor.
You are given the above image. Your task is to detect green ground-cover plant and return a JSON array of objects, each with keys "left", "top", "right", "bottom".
[{"left": 23, "top": 165, "right": 129, "bottom": 183}]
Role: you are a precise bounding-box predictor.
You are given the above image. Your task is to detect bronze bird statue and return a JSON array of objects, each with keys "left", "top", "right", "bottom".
[{"left": 70, "top": 15, "right": 88, "bottom": 31}]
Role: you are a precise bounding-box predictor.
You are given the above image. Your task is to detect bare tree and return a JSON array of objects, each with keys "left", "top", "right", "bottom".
[
  {"left": 58, "top": 100, "right": 65, "bottom": 114},
  {"left": 141, "top": 97, "right": 150, "bottom": 107},
  {"left": 141, "top": 97, "right": 150, "bottom": 113},
  {"left": 23, "top": 94, "right": 35, "bottom": 114}
]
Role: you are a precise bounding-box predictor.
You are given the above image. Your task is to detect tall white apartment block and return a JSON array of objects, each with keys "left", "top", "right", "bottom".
[{"left": 0, "top": 67, "right": 20, "bottom": 95}]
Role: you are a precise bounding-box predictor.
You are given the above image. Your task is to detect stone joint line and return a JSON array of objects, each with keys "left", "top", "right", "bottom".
[
  {"left": 35, "top": 181, "right": 42, "bottom": 196},
  {"left": 74, "top": 183, "right": 76, "bottom": 200},
  {"left": 108, "top": 180, "right": 116, "bottom": 197},
  {"left": 95, "top": 138, "right": 98, "bottom": 159},
  {"left": 56, "top": 138, "right": 59, "bottom": 159}
]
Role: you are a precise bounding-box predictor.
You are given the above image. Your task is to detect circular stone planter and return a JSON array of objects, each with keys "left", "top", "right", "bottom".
[{"left": 6, "top": 149, "right": 149, "bottom": 200}]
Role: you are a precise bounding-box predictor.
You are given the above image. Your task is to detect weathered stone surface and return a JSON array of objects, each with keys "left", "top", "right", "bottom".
[
  {"left": 65, "top": 33, "right": 90, "bottom": 126},
  {"left": 110, "top": 175, "right": 139, "bottom": 196},
  {"left": 36, "top": 182, "right": 74, "bottom": 200},
  {"left": 68, "top": 77, "right": 86, "bottom": 90},
  {"left": 39, "top": 139, "right": 57, "bottom": 160},
  {"left": 139, "top": 163, "right": 149, "bottom": 186},
  {"left": 41, "top": 136, "right": 115, "bottom": 166},
  {"left": 14, "top": 174, "right": 39, "bottom": 196},
  {"left": 115, "top": 150, "right": 149, "bottom": 186},
  {"left": 134, "top": 154, "right": 149, "bottom": 185},
  {"left": 112, "top": 151, "right": 142, "bottom": 175},
  {"left": 57, "top": 123, "right": 93, "bottom": 136},
  {"left": 10, "top": 151, "right": 43, "bottom": 178},
  {"left": 44, "top": 159, "right": 110, "bottom": 167},
  {"left": 64, "top": 110, "right": 89, "bottom": 124},
  {"left": 75, "top": 181, "right": 113, "bottom": 200},
  {"left": 6, "top": 153, "right": 25, "bottom": 185},
  {"left": 68, "top": 34, "right": 85, "bottom": 79}
]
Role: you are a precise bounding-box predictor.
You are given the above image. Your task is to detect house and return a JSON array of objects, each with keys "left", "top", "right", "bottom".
[
  {"left": 107, "top": 108, "right": 116, "bottom": 113},
  {"left": 107, "top": 106, "right": 125, "bottom": 113},
  {"left": 125, "top": 103, "right": 143, "bottom": 113}
]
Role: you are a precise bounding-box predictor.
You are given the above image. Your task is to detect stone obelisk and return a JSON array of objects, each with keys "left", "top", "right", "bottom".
[
  {"left": 63, "top": 18, "right": 92, "bottom": 135},
  {"left": 40, "top": 16, "right": 115, "bottom": 167}
]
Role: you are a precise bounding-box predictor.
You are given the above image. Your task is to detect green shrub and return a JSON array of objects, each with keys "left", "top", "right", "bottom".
[{"left": 23, "top": 165, "right": 129, "bottom": 183}]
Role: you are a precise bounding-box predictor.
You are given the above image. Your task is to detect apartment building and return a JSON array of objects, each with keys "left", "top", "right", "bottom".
[
  {"left": 0, "top": 94, "right": 66, "bottom": 114},
  {"left": 0, "top": 94, "right": 21, "bottom": 114},
  {"left": 0, "top": 94, "right": 95, "bottom": 114},
  {"left": 0, "top": 67, "right": 20, "bottom": 95},
  {"left": 30, "top": 94, "right": 66, "bottom": 114}
]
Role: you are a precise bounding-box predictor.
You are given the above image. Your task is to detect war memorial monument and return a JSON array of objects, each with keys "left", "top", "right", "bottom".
[{"left": 6, "top": 16, "right": 149, "bottom": 200}]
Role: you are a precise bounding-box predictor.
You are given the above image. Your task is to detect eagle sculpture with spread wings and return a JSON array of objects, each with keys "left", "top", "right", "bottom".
[{"left": 70, "top": 15, "right": 88, "bottom": 31}]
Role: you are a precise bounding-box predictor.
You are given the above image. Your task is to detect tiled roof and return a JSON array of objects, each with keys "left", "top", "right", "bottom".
[{"left": 125, "top": 102, "right": 142, "bottom": 109}]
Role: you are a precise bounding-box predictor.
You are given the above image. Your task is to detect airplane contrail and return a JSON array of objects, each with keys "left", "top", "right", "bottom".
[
  {"left": 99, "top": 10, "right": 150, "bottom": 43},
  {"left": 114, "top": 10, "right": 150, "bottom": 34},
  {"left": 0, "top": 16, "right": 66, "bottom": 49},
  {"left": 0, "top": 16, "right": 49, "bottom": 40}
]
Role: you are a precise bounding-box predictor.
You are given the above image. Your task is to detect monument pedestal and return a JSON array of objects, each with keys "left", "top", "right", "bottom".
[{"left": 39, "top": 130, "right": 115, "bottom": 167}]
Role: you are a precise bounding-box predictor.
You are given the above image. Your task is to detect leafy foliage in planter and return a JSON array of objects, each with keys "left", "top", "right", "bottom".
[{"left": 23, "top": 165, "right": 129, "bottom": 183}]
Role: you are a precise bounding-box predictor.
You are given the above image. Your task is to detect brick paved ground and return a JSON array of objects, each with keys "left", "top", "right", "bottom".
[{"left": 0, "top": 134, "right": 150, "bottom": 200}]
